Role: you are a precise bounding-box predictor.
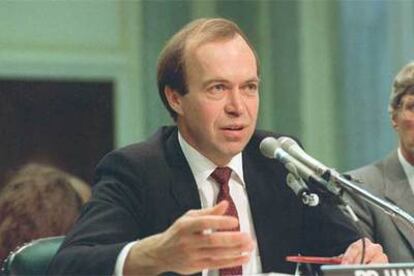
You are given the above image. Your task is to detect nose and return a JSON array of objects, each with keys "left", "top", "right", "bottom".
[{"left": 225, "top": 89, "right": 244, "bottom": 116}]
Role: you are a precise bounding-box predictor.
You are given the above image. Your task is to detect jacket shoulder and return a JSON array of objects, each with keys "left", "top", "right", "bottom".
[
  {"left": 347, "top": 159, "right": 387, "bottom": 195},
  {"left": 99, "top": 126, "right": 175, "bottom": 165}
]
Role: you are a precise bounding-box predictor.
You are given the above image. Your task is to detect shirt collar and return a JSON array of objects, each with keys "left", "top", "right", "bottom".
[
  {"left": 178, "top": 131, "right": 245, "bottom": 188},
  {"left": 397, "top": 147, "right": 414, "bottom": 194}
]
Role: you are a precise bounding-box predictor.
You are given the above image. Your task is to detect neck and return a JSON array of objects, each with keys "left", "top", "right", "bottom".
[
  {"left": 400, "top": 146, "right": 414, "bottom": 166},
  {"left": 177, "top": 127, "right": 233, "bottom": 167}
]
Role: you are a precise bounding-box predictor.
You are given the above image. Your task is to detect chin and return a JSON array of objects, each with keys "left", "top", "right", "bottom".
[{"left": 223, "top": 142, "right": 247, "bottom": 156}]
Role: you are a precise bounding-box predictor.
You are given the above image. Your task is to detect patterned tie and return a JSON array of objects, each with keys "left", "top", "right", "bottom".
[{"left": 211, "top": 167, "right": 243, "bottom": 276}]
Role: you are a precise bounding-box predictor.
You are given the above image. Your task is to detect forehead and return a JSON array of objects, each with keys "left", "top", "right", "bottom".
[
  {"left": 184, "top": 35, "right": 257, "bottom": 74},
  {"left": 184, "top": 27, "right": 237, "bottom": 55},
  {"left": 400, "top": 88, "right": 414, "bottom": 102},
  {"left": 185, "top": 33, "right": 257, "bottom": 64}
]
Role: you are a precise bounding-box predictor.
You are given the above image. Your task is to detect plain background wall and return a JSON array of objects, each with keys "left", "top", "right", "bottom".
[{"left": 1, "top": 0, "right": 413, "bottom": 172}]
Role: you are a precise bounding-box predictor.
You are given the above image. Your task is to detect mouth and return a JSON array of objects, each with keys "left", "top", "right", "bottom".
[
  {"left": 220, "top": 124, "right": 250, "bottom": 141},
  {"left": 222, "top": 125, "right": 245, "bottom": 131}
]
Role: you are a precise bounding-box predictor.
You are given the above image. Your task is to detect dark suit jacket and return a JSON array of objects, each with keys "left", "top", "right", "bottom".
[
  {"left": 47, "top": 126, "right": 360, "bottom": 275},
  {"left": 347, "top": 151, "right": 414, "bottom": 262}
]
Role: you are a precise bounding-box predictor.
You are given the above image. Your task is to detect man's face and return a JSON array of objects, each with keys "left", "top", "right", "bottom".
[
  {"left": 168, "top": 35, "right": 259, "bottom": 166},
  {"left": 392, "top": 94, "right": 414, "bottom": 164}
]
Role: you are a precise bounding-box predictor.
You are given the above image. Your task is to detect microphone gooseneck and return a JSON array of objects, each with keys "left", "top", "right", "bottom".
[{"left": 259, "top": 136, "right": 414, "bottom": 229}]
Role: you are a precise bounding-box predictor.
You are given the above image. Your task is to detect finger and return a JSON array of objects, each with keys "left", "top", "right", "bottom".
[
  {"left": 358, "top": 239, "right": 375, "bottom": 263},
  {"left": 197, "top": 239, "right": 255, "bottom": 259},
  {"left": 197, "top": 254, "right": 251, "bottom": 271},
  {"left": 180, "top": 215, "right": 239, "bottom": 233},
  {"left": 186, "top": 201, "right": 229, "bottom": 217},
  {"left": 196, "top": 231, "right": 253, "bottom": 249},
  {"left": 368, "top": 253, "right": 388, "bottom": 264},
  {"left": 341, "top": 239, "right": 364, "bottom": 264},
  {"left": 341, "top": 238, "right": 385, "bottom": 264},
  {"left": 361, "top": 241, "right": 388, "bottom": 264}
]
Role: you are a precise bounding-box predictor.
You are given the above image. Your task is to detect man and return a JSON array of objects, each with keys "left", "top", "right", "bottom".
[
  {"left": 347, "top": 61, "right": 414, "bottom": 262},
  {"left": 47, "top": 18, "right": 387, "bottom": 275}
]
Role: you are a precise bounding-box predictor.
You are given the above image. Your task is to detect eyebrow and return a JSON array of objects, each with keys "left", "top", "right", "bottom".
[
  {"left": 402, "top": 93, "right": 414, "bottom": 101},
  {"left": 202, "top": 77, "right": 260, "bottom": 89}
]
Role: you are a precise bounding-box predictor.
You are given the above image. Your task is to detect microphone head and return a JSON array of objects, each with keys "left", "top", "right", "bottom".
[
  {"left": 259, "top": 137, "right": 281, "bottom": 159},
  {"left": 277, "top": 136, "right": 298, "bottom": 150}
]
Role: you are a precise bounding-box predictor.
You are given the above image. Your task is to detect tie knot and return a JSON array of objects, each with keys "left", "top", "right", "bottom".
[{"left": 211, "top": 167, "right": 232, "bottom": 186}]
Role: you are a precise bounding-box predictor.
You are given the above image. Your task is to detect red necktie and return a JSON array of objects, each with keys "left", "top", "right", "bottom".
[{"left": 211, "top": 167, "right": 243, "bottom": 276}]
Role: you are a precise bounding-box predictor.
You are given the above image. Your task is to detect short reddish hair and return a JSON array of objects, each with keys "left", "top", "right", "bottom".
[{"left": 0, "top": 164, "right": 89, "bottom": 263}]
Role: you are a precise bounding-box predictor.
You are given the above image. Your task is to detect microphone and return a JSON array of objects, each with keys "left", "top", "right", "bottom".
[
  {"left": 261, "top": 137, "right": 414, "bottom": 228},
  {"left": 260, "top": 137, "right": 325, "bottom": 184},
  {"left": 260, "top": 137, "right": 342, "bottom": 196},
  {"left": 260, "top": 137, "right": 319, "bottom": 206},
  {"left": 277, "top": 136, "right": 330, "bottom": 177}
]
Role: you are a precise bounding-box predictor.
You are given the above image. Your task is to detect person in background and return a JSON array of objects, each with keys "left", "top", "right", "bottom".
[
  {"left": 48, "top": 18, "right": 387, "bottom": 276},
  {"left": 0, "top": 163, "right": 91, "bottom": 263},
  {"left": 347, "top": 61, "right": 414, "bottom": 263}
]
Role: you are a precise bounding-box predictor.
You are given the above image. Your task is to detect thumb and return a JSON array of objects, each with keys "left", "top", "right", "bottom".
[{"left": 187, "top": 200, "right": 229, "bottom": 217}]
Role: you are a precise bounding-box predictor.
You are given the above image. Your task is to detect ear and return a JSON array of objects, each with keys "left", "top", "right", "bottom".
[
  {"left": 164, "top": 86, "right": 184, "bottom": 116},
  {"left": 391, "top": 111, "right": 399, "bottom": 130}
]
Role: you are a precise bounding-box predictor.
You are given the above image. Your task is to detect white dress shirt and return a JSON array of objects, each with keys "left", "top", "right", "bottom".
[
  {"left": 114, "top": 131, "right": 262, "bottom": 275},
  {"left": 178, "top": 132, "right": 261, "bottom": 276},
  {"left": 397, "top": 148, "right": 414, "bottom": 195}
]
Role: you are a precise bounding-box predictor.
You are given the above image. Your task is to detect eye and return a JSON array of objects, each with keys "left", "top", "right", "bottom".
[
  {"left": 405, "top": 102, "right": 414, "bottom": 112},
  {"left": 208, "top": 83, "right": 227, "bottom": 94},
  {"left": 242, "top": 82, "right": 259, "bottom": 94}
]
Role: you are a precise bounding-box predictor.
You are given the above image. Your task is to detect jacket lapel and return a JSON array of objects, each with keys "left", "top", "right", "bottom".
[
  {"left": 383, "top": 152, "right": 414, "bottom": 251},
  {"left": 164, "top": 128, "right": 202, "bottom": 212},
  {"left": 161, "top": 128, "right": 202, "bottom": 276},
  {"left": 243, "top": 140, "right": 301, "bottom": 274}
]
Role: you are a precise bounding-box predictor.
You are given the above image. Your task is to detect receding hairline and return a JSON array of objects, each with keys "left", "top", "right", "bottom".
[
  {"left": 183, "top": 33, "right": 259, "bottom": 81},
  {"left": 184, "top": 32, "right": 239, "bottom": 62},
  {"left": 183, "top": 34, "right": 259, "bottom": 84}
]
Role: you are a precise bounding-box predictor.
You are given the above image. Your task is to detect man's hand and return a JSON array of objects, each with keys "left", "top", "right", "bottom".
[
  {"left": 341, "top": 238, "right": 388, "bottom": 264},
  {"left": 123, "top": 201, "right": 255, "bottom": 275}
]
